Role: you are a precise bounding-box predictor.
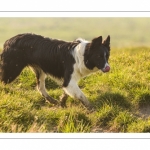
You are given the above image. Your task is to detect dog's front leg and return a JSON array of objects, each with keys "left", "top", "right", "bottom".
[{"left": 63, "top": 79, "right": 92, "bottom": 109}]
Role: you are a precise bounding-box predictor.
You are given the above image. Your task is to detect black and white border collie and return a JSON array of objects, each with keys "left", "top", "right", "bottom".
[{"left": 0, "top": 33, "right": 110, "bottom": 109}]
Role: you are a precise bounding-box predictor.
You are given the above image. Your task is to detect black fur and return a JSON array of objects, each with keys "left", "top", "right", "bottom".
[
  {"left": 84, "top": 36, "right": 110, "bottom": 70},
  {"left": 0, "top": 33, "right": 80, "bottom": 85}
]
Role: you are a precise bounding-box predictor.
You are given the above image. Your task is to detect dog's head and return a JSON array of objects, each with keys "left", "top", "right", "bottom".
[{"left": 84, "top": 35, "right": 110, "bottom": 73}]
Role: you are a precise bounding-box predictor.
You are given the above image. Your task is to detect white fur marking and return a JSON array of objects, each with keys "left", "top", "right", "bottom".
[
  {"left": 104, "top": 62, "right": 110, "bottom": 69},
  {"left": 71, "top": 42, "right": 98, "bottom": 81},
  {"left": 37, "top": 72, "right": 49, "bottom": 97},
  {"left": 63, "top": 79, "right": 90, "bottom": 107}
]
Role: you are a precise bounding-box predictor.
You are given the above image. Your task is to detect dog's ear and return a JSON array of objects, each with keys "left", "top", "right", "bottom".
[
  {"left": 91, "top": 36, "right": 102, "bottom": 48},
  {"left": 103, "top": 35, "right": 110, "bottom": 48}
]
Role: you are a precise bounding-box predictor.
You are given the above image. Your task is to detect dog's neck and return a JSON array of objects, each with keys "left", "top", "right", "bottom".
[{"left": 71, "top": 42, "right": 98, "bottom": 81}]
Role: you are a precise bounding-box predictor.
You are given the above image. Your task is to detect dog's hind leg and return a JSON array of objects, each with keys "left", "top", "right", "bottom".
[{"left": 31, "top": 66, "right": 58, "bottom": 105}]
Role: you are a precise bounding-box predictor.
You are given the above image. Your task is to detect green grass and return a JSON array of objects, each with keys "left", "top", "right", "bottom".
[
  {"left": 0, "top": 46, "right": 150, "bottom": 133},
  {"left": 1, "top": 18, "right": 150, "bottom": 48},
  {"left": 1, "top": 18, "right": 150, "bottom": 132}
]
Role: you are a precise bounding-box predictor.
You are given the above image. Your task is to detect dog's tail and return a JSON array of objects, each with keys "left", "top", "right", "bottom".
[{"left": 0, "top": 45, "right": 27, "bottom": 84}]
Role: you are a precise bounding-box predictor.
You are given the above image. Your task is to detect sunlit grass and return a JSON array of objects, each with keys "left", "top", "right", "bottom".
[{"left": 0, "top": 47, "right": 150, "bottom": 132}]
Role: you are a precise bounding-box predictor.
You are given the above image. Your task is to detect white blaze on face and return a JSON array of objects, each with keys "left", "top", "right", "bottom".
[
  {"left": 102, "top": 52, "right": 110, "bottom": 73},
  {"left": 102, "top": 63, "right": 110, "bottom": 72}
]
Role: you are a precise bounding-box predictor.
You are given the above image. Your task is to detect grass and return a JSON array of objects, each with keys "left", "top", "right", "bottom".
[
  {"left": 1, "top": 18, "right": 150, "bottom": 48},
  {"left": 1, "top": 18, "right": 150, "bottom": 132},
  {"left": 0, "top": 46, "right": 150, "bottom": 133}
]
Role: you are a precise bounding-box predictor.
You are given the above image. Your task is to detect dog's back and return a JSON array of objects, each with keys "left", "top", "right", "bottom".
[{"left": 0, "top": 33, "right": 80, "bottom": 84}]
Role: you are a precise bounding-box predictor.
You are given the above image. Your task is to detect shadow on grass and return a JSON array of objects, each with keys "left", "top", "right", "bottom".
[
  {"left": 137, "top": 93, "right": 150, "bottom": 118},
  {"left": 137, "top": 93, "right": 150, "bottom": 107},
  {"left": 94, "top": 92, "right": 131, "bottom": 110},
  {"left": 45, "top": 78, "right": 60, "bottom": 90}
]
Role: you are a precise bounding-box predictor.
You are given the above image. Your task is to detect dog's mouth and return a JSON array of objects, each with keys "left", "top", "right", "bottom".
[{"left": 101, "top": 65, "right": 110, "bottom": 73}]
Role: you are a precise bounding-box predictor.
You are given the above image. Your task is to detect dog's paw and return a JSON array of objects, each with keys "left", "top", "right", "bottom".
[
  {"left": 86, "top": 103, "right": 96, "bottom": 112},
  {"left": 46, "top": 96, "right": 59, "bottom": 105},
  {"left": 60, "top": 101, "right": 67, "bottom": 108}
]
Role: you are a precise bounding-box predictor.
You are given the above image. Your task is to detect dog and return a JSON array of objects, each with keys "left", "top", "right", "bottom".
[{"left": 0, "top": 33, "right": 110, "bottom": 109}]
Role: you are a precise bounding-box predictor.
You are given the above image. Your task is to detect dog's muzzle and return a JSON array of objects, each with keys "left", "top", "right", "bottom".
[{"left": 102, "top": 64, "right": 110, "bottom": 73}]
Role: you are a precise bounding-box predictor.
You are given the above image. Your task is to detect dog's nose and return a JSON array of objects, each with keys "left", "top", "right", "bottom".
[{"left": 102, "top": 65, "right": 110, "bottom": 72}]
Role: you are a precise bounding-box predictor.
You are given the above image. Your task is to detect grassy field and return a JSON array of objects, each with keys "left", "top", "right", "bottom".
[
  {"left": 0, "top": 18, "right": 150, "bottom": 48},
  {"left": 0, "top": 18, "right": 150, "bottom": 132}
]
